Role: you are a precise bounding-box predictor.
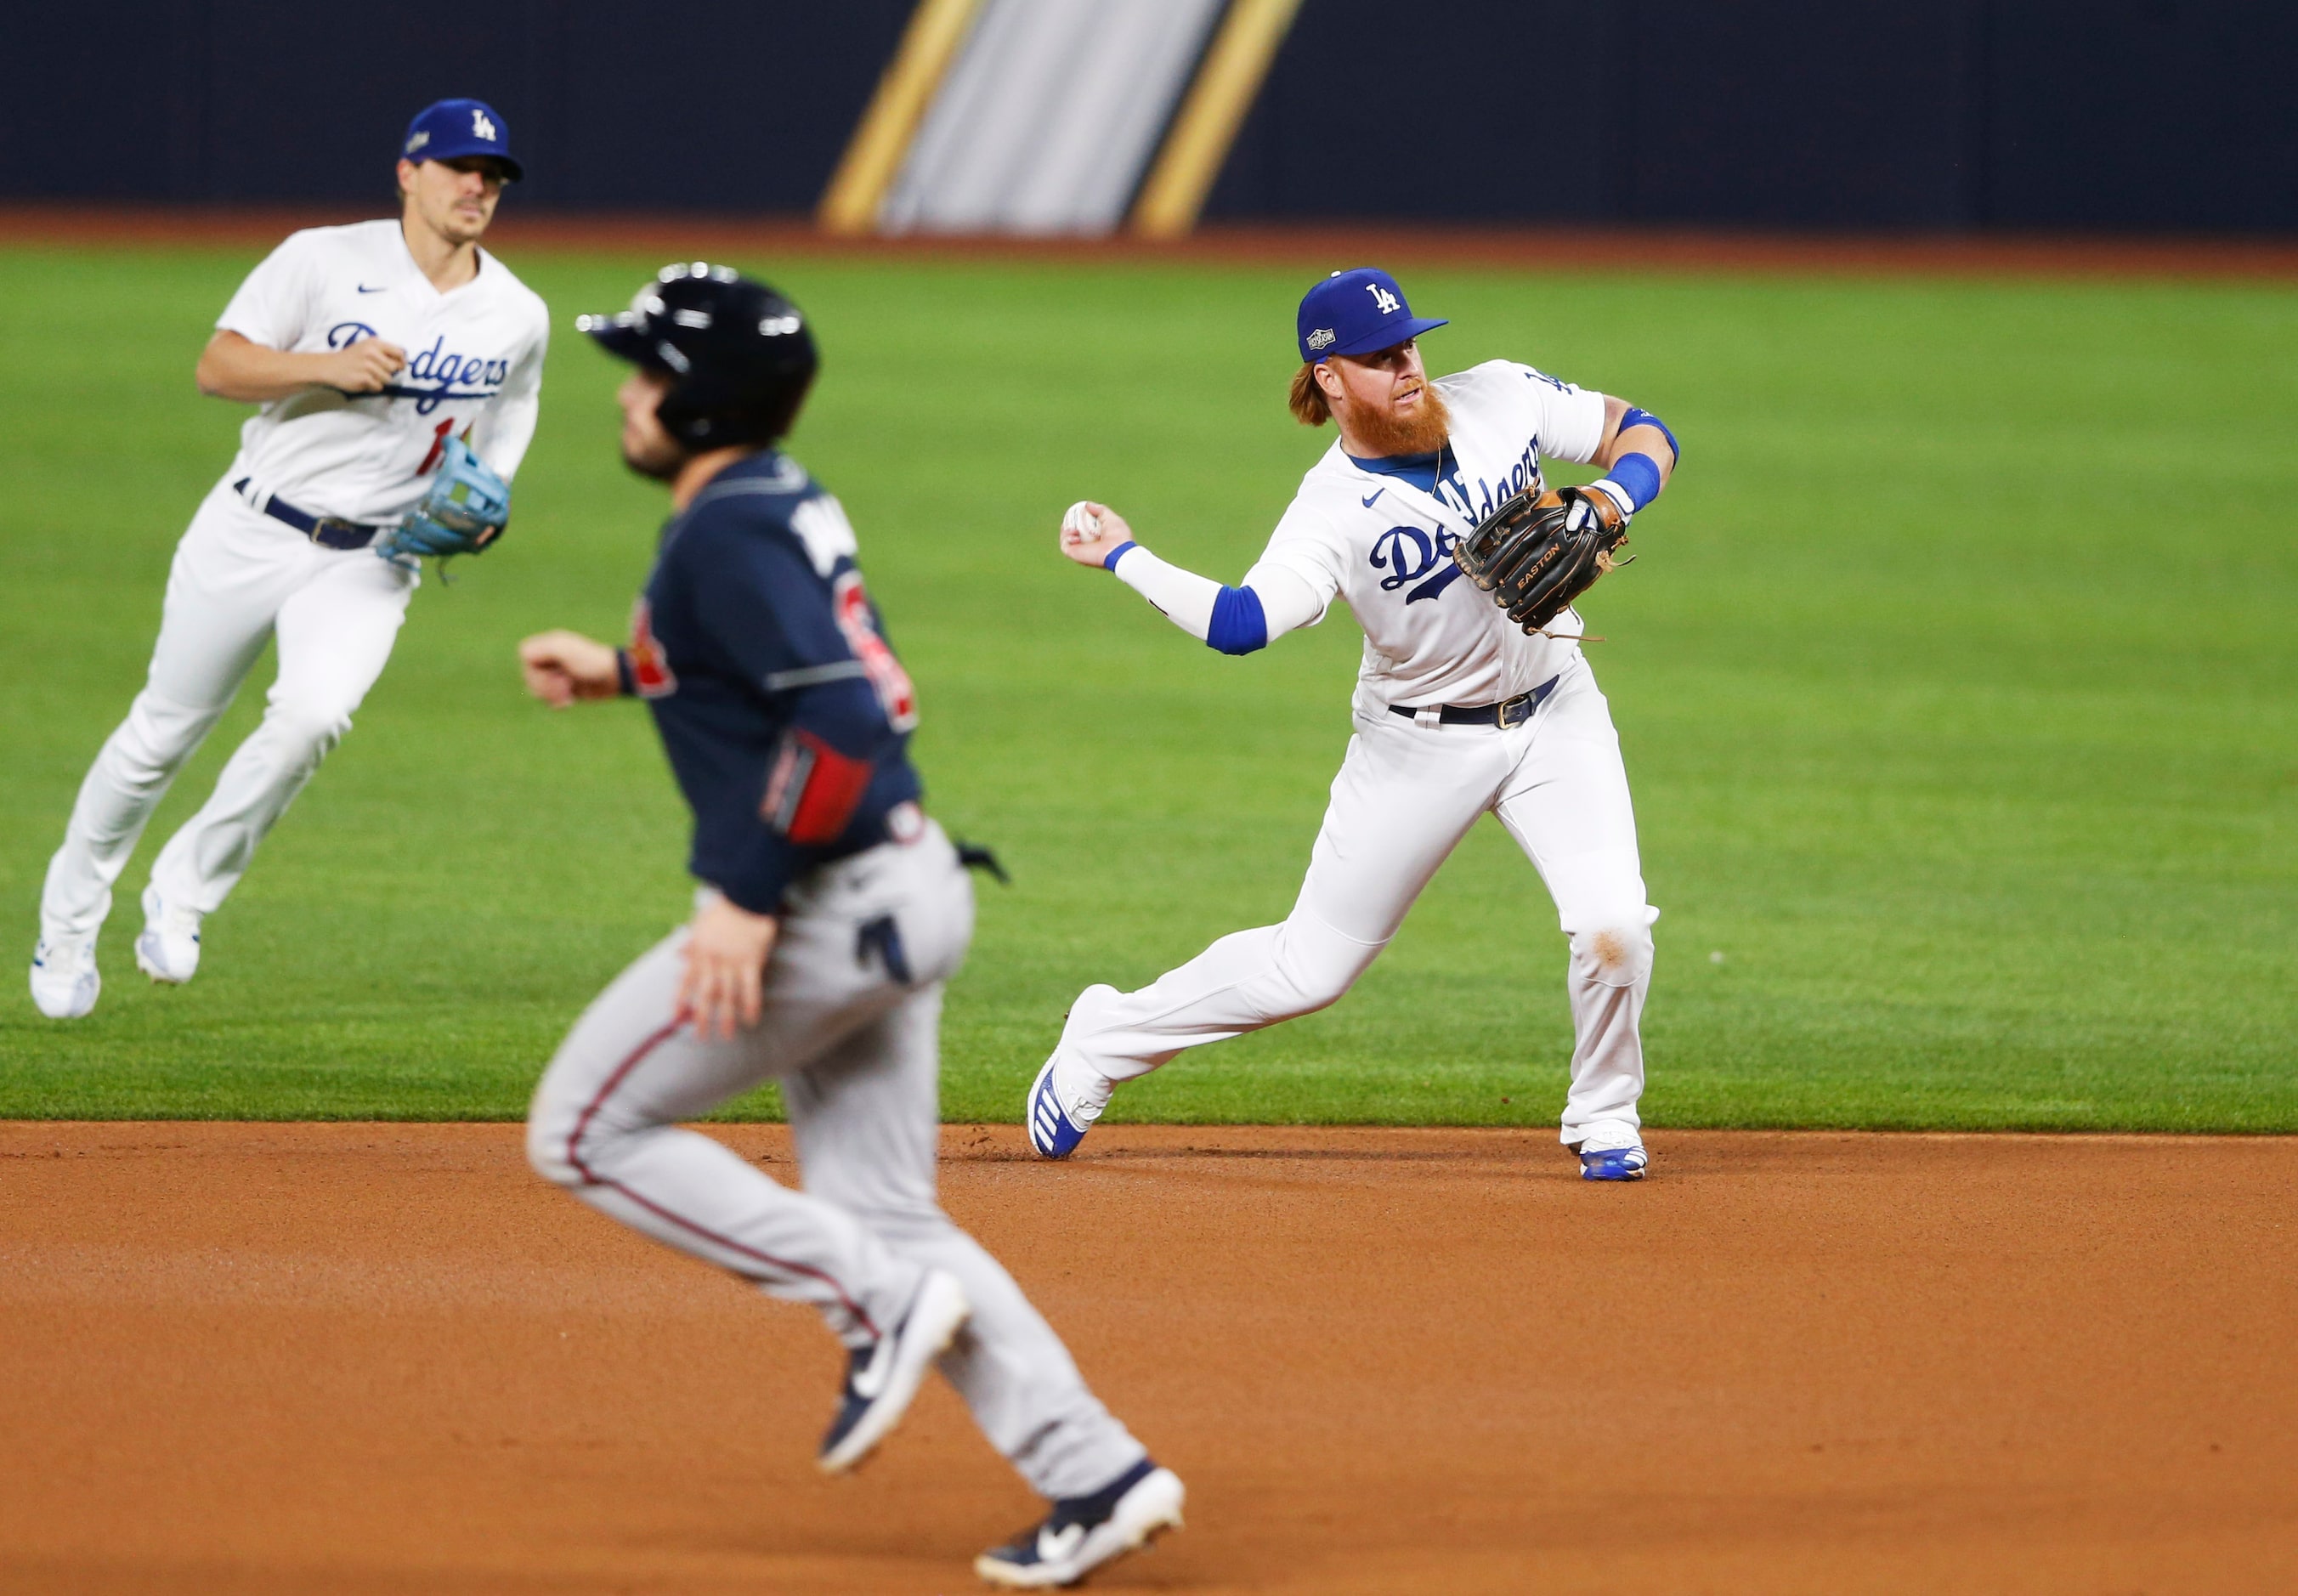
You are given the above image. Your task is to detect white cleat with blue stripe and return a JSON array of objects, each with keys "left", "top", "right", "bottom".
[
  {"left": 30, "top": 936, "right": 99, "bottom": 1020},
  {"left": 1027, "top": 1055, "right": 1089, "bottom": 1158},
  {"left": 1572, "top": 1123, "right": 1649, "bottom": 1181},
  {"left": 133, "top": 885, "right": 203, "bottom": 985}
]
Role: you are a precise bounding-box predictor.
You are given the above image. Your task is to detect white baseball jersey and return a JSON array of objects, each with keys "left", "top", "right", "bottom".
[
  {"left": 214, "top": 219, "right": 550, "bottom": 524},
  {"left": 1246, "top": 359, "right": 1609, "bottom": 713}
]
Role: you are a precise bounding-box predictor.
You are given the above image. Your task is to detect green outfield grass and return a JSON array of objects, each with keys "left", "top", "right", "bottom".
[{"left": 0, "top": 241, "right": 2291, "bottom": 1128}]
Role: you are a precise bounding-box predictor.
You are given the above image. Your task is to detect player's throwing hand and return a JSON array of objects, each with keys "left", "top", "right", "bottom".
[
  {"left": 518, "top": 630, "right": 622, "bottom": 707},
  {"left": 1058, "top": 501, "right": 1134, "bottom": 568}
]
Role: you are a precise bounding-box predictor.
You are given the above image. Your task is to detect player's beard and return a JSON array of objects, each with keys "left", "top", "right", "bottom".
[
  {"left": 622, "top": 435, "right": 685, "bottom": 482},
  {"left": 1349, "top": 381, "right": 1451, "bottom": 457}
]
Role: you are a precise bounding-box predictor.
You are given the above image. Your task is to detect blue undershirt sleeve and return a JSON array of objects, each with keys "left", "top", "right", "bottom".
[
  {"left": 1617, "top": 405, "right": 1679, "bottom": 462},
  {"left": 1206, "top": 584, "right": 1269, "bottom": 655}
]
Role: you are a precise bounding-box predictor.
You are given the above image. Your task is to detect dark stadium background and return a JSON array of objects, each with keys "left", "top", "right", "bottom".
[{"left": 10, "top": 0, "right": 2293, "bottom": 231}]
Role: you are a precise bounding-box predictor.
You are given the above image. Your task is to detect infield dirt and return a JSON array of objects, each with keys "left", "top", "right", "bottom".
[{"left": 3, "top": 1123, "right": 2293, "bottom": 1593}]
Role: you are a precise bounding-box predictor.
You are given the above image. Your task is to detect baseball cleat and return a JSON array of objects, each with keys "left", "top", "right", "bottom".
[
  {"left": 133, "top": 886, "right": 202, "bottom": 985},
  {"left": 818, "top": 1268, "right": 970, "bottom": 1475},
  {"left": 29, "top": 936, "right": 100, "bottom": 1020},
  {"left": 1571, "top": 1122, "right": 1648, "bottom": 1181},
  {"left": 1579, "top": 1145, "right": 1648, "bottom": 1180},
  {"left": 1026, "top": 1055, "right": 1092, "bottom": 1158},
  {"left": 974, "top": 1457, "right": 1186, "bottom": 1589}
]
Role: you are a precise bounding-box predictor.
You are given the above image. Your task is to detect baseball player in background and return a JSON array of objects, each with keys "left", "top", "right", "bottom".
[
  {"left": 1033, "top": 269, "right": 1680, "bottom": 1180},
  {"left": 29, "top": 99, "right": 546, "bottom": 1019},
  {"left": 518, "top": 265, "right": 1183, "bottom": 1589}
]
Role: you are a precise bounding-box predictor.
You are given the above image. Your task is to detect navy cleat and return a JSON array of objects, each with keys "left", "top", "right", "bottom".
[
  {"left": 975, "top": 1457, "right": 1186, "bottom": 1588},
  {"left": 818, "top": 1269, "right": 970, "bottom": 1475},
  {"left": 1026, "top": 1054, "right": 1090, "bottom": 1159},
  {"left": 1579, "top": 1144, "right": 1649, "bottom": 1181}
]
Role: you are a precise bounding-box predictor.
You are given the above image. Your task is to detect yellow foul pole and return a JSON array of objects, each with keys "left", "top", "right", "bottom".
[
  {"left": 817, "top": 0, "right": 987, "bottom": 236},
  {"left": 1130, "top": 0, "right": 1305, "bottom": 240}
]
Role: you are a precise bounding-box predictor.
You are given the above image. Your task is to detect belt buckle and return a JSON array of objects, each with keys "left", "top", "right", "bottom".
[
  {"left": 312, "top": 518, "right": 357, "bottom": 546},
  {"left": 1497, "top": 693, "right": 1530, "bottom": 729}
]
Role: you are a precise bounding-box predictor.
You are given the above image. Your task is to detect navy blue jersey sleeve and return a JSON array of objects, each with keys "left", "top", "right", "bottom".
[
  {"left": 660, "top": 510, "right": 917, "bottom": 914},
  {"left": 682, "top": 518, "right": 856, "bottom": 694},
  {"left": 716, "top": 677, "right": 899, "bottom": 913}
]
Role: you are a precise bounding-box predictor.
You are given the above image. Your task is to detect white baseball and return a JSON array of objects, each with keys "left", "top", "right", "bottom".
[{"left": 1061, "top": 501, "right": 1102, "bottom": 545}]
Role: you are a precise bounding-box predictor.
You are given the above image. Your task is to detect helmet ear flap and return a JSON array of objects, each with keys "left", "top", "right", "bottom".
[
  {"left": 655, "top": 391, "right": 801, "bottom": 451},
  {"left": 652, "top": 385, "right": 714, "bottom": 450},
  {"left": 655, "top": 366, "right": 816, "bottom": 451}
]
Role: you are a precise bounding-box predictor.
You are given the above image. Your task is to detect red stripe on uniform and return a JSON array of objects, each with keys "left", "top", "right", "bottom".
[
  {"left": 767, "top": 728, "right": 874, "bottom": 845},
  {"left": 592, "top": 1174, "right": 879, "bottom": 1338},
  {"left": 563, "top": 1013, "right": 879, "bottom": 1338},
  {"left": 564, "top": 1018, "right": 683, "bottom": 1186}
]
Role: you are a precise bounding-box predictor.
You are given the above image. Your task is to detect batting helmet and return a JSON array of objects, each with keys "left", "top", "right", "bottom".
[{"left": 578, "top": 263, "right": 818, "bottom": 450}]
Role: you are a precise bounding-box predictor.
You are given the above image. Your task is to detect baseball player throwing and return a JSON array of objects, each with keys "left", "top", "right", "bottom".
[
  {"left": 30, "top": 99, "right": 546, "bottom": 1019},
  {"left": 1031, "top": 268, "right": 1680, "bottom": 1180},
  {"left": 519, "top": 264, "right": 1182, "bottom": 1589}
]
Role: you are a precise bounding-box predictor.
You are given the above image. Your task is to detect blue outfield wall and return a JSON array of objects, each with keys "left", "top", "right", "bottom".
[
  {"left": 3, "top": 1, "right": 914, "bottom": 212},
  {"left": 1209, "top": 0, "right": 2298, "bottom": 231},
  {"left": 7, "top": 0, "right": 2293, "bottom": 231}
]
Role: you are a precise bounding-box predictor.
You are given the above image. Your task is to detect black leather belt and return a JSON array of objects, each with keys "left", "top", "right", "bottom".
[
  {"left": 232, "top": 478, "right": 384, "bottom": 551},
  {"left": 1390, "top": 673, "right": 1559, "bottom": 729}
]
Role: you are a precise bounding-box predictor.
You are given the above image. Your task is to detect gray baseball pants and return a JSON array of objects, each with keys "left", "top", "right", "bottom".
[{"left": 528, "top": 823, "right": 1145, "bottom": 1500}]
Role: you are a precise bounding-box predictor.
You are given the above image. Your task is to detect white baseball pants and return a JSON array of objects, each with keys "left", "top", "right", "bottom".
[
  {"left": 527, "top": 827, "right": 1147, "bottom": 1501},
  {"left": 1058, "top": 657, "right": 1656, "bottom": 1142},
  {"left": 40, "top": 482, "right": 416, "bottom": 938}
]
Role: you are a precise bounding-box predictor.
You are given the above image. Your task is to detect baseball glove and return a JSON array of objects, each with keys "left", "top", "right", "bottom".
[
  {"left": 1450, "top": 484, "right": 1632, "bottom": 636},
  {"left": 377, "top": 435, "right": 511, "bottom": 565}
]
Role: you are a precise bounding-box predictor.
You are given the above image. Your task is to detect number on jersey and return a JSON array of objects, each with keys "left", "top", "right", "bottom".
[{"left": 830, "top": 571, "right": 918, "bottom": 733}]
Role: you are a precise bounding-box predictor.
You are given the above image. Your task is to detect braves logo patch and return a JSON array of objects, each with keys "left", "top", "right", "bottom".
[{"left": 626, "top": 598, "right": 676, "bottom": 697}]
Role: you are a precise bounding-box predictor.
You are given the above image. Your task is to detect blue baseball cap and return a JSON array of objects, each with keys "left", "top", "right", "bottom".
[
  {"left": 400, "top": 99, "right": 523, "bottom": 181},
  {"left": 1296, "top": 268, "right": 1446, "bottom": 363}
]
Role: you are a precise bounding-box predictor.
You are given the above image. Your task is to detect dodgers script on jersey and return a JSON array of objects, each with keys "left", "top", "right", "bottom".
[
  {"left": 1248, "top": 359, "right": 1608, "bottom": 714},
  {"left": 215, "top": 219, "right": 550, "bottom": 524}
]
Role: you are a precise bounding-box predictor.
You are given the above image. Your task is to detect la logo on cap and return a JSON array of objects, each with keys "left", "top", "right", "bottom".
[
  {"left": 472, "top": 109, "right": 496, "bottom": 141},
  {"left": 1368, "top": 283, "right": 1401, "bottom": 314}
]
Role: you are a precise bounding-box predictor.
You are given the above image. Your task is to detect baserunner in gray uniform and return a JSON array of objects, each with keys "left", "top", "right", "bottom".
[{"left": 518, "top": 263, "right": 1183, "bottom": 1589}]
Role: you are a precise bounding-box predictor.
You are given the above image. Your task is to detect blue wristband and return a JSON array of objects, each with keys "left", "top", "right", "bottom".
[
  {"left": 1607, "top": 452, "right": 1662, "bottom": 512},
  {"left": 1101, "top": 540, "right": 1139, "bottom": 572}
]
